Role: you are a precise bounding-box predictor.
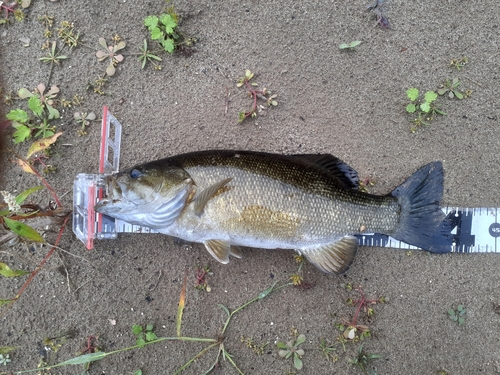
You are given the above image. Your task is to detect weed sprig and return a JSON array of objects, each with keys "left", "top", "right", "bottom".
[{"left": 237, "top": 70, "right": 278, "bottom": 123}]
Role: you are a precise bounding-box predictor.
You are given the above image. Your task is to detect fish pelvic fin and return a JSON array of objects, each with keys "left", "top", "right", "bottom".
[
  {"left": 194, "top": 178, "right": 233, "bottom": 216},
  {"left": 300, "top": 236, "right": 358, "bottom": 274},
  {"left": 204, "top": 239, "right": 232, "bottom": 264},
  {"left": 391, "top": 162, "right": 451, "bottom": 253}
]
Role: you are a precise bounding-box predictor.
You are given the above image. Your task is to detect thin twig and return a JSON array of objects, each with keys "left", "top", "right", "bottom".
[{"left": 73, "top": 279, "right": 91, "bottom": 294}]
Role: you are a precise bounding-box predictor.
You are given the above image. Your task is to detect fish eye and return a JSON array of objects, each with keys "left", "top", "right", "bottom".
[{"left": 130, "top": 169, "right": 142, "bottom": 179}]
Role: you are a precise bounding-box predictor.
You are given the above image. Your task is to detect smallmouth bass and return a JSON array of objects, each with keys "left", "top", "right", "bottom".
[{"left": 94, "top": 150, "right": 450, "bottom": 274}]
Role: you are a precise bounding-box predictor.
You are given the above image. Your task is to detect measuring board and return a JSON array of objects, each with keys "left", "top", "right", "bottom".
[{"left": 72, "top": 107, "right": 500, "bottom": 253}]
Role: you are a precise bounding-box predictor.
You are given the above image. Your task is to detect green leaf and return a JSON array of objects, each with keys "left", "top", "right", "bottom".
[
  {"left": 18, "top": 87, "right": 33, "bottom": 99},
  {"left": 162, "top": 38, "right": 175, "bottom": 53},
  {"left": 258, "top": 281, "right": 277, "bottom": 299},
  {"left": 406, "top": 88, "right": 419, "bottom": 101},
  {"left": 46, "top": 104, "right": 60, "bottom": 120},
  {"left": 454, "top": 91, "right": 464, "bottom": 99},
  {"left": 217, "top": 303, "right": 231, "bottom": 317},
  {"left": 458, "top": 317, "right": 465, "bottom": 325},
  {"left": 146, "top": 324, "right": 154, "bottom": 332},
  {"left": 132, "top": 325, "right": 143, "bottom": 335},
  {"left": 3, "top": 217, "right": 44, "bottom": 242},
  {"left": 437, "top": 88, "right": 448, "bottom": 96},
  {"left": 7, "top": 109, "right": 29, "bottom": 123},
  {"left": 0, "top": 346, "right": 18, "bottom": 355},
  {"left": 420, "top": 102, "right": 430, "bottom": 113},
  {"left": 13, "top": 125, "right": 31, "bottom": 143},
  {"left": 276, "top": 342, "right": 288, "bottom": 349},
  {"left": 296, "top": 334, "right": 306, "bottom": 345},
  {"left": 159, "top": 14, "right": 177, "bottom": 34},
  {"left": 144, "top": 15, "right": 158, "bottom": 29},
  {"left": 293, "top": 354, "right": 303, "bottom": 370},
  {"left": 406, "top": 103, "right": 416, "bottom": 113},
  {"left": 28, "top": 96, "right": 43, "bottom": 116},
  {"left": 340, "top": 40, "right": 361, "bottom": 49},
  {"left": 424, "top": 91, "right": 438, "bottom": 103},
  {"left": 150, "top": 27, "right": 163, "bottom": 40},
  {"left": 0, "top": 262, "right": 30, "bottom": 277},
  {"left": 57, "top": 351, "right": 108, "bottom": 365},
  {"left": 145, "top": 331, "right": 157, "bottom": 341},
  {"left": 0, "top": 298, "right": 15, "bottom": 306},
  {"left": 134, "top": 370, "right": 143, "bottom": 375},
  {"left": 136, "top": 338, "right": 146, "bottom": 348},
  {"left": 16, "top": 186, "right": 44, "bottom": 205}
]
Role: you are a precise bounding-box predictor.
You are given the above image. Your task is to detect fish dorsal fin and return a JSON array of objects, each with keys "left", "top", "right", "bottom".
[
  {"left": 204, "top": 239, "right": 231, "bottom": 264},
  {"left": 194, "top": 178, "right": 233, "bottom": 216},
  {"left": 290, "top": 154, "right": 359, "bottom": 189},
  {"left": 230, "top": 245, "right": 243, "bottom": 259},
  {"left": 300, "top": 236, "right": 358, "bottom": 274}
]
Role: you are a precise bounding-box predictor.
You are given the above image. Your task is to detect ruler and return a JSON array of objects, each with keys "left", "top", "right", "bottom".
[
  {"left": 72, "top": 108, "right": 500, "bottom": 253},
  {"left": 355, "top": 207, "right": 500, "bottom": 253}
]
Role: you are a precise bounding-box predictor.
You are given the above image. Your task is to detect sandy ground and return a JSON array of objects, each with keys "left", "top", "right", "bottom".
[{"left": 1, "top": 0, "right": 500, "bottom": 374}]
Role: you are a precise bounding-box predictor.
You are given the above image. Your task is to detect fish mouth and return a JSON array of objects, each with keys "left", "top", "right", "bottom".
[{"left": 94, "top": 176, "right": 125, "bottom": 214}]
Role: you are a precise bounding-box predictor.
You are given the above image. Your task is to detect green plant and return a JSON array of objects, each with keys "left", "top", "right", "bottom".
[
  {"left": 241, "top": 336, "right": 269, "bottom": 355},
  {"left": 405, "top": 88, "right": 446, "bottom": 132},
  {"left": 7, "top": 84, "right": 61, "bottom": 143},
  {"left": 448, "top": 305, "right": 466, "bottom": 325},
  {"left": 74, "top": 111, "right": 96, "bottom": 135},
  {"left": 318, "top": 338, "right": 338, "bottom": 362},
  {"left": 57, "top": 20, "right": 80, "bottom": 48},
  {"left": 339, "top": 41, "right": 361, "bottom": 50},
  {"left": 96, "top": 37, "right": 126, "bottom": 76},
  {"left": 336, "top": 286, "right": 384, "bottom": 343},
  {"left": 437, "top": 78, "right": 464, "bottom": 99},
  {"left": 348, "top": 344, "right": 382, "bottom": 373},
  {"left": 19, "top": 84, "right": 60, "bottom": 119},
  {"left": 450, "top": 57, "right": 468, "bottom": 70},
  {"left": 144, "top": 14, "right": 178, "bottom": 53},
  {"left": 39, "top": 41, "right": 67, "bottom": 66},
  {"left": 132, "top": 324, "right": 158, "bottom": 348},
  {"left": 0, "top": 354, "right": 11, "bottom": 366},
  {"left": 237, "top": 70, "right": 278, "bottom": 122},
  {"left": 277, "top": 334, "right": 306, "bottom": 370},
  {"left": 11, "top": 281, "right": 290, "bottom": 375},
  {"left": 138, "top": 39, "right": 162, "bottom": 69}
]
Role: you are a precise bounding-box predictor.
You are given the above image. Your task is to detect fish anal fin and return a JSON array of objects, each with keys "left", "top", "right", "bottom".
[
  {"left": 204, "top": 239, "right": 231, "bottom": 264},
  {"left": 194, "top": 178, "right": 233, "bottom": 216},
  {"left": 300, "top": 236, "right": 358, "bottom": 274}
]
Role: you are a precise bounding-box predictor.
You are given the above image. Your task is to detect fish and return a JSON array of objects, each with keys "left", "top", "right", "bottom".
[{"left": 94, "top": 150, "right": 451, "bottom": 274}]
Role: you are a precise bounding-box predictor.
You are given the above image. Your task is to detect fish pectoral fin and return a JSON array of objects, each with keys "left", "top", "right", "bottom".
[
  {"left": 230, "top": 245, "right": 243, "bottom": 259},
  {"left": 300, "top": 236, "right": 358, "bottom": 274},
  {"left": 204, "top": 239, "right": 231, "bottom": 264},
  {"left": 194, "top": 178, "right": 233, "bottom": 216}
]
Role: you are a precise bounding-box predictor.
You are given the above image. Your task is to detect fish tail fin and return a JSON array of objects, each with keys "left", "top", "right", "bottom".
[{"left": 390, "top": 162, "right": 452, "bottom": 253}]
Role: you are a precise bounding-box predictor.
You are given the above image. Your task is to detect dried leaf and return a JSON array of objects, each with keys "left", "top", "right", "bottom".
[
  {"left": 37, "top": 83, "right": 46, "bottom": 95},
  {"left": 27, "top": 132, "right": 62, "bottom": 159},
  {"left": 176, "top": 269, "right": 188, "bottom": 337},
  {"left": 96, "top": 50, "right": 107, "bottom": 60},
  {"left": 16, "top": 158, "right": 35, "bottom": 174}
]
